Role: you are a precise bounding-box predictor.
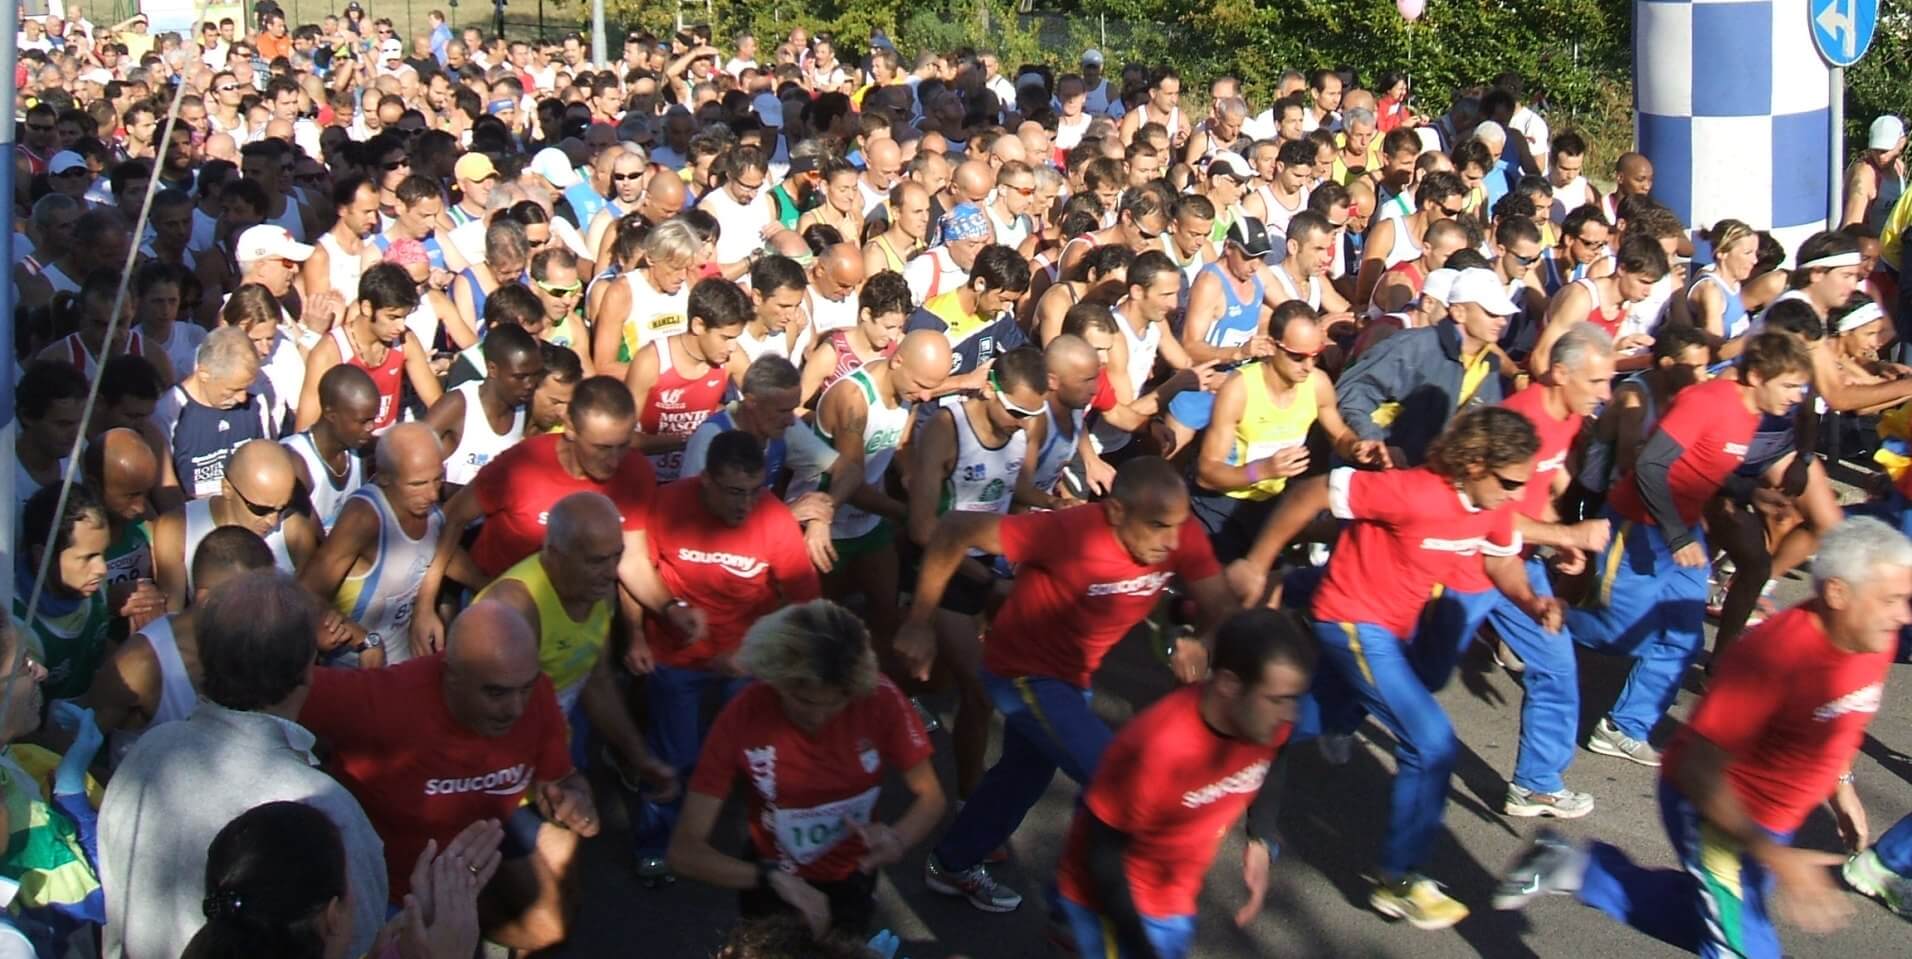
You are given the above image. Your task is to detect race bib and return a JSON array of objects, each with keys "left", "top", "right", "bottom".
[
  {"left": 768, "top": 786, "right": 880, "bottom": 866},
  {"left": 1244, "top": 437, "right": 1305, "bottom": 462},
  {"left": 1217, "top": 328, "right": 1253, "bottom": 349}
]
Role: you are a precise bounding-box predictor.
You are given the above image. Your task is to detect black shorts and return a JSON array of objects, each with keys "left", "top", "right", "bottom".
[{"left": 1189, "top": 486, "right": 1279, "bottom": 564}]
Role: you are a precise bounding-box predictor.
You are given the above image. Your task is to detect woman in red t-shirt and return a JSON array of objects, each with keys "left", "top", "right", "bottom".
[{"left": 667, "top": 600, "right": 944, "bottom": 936}]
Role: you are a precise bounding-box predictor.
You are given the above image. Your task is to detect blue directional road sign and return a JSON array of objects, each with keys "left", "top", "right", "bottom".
[{"left": 1811, "top": 0, "right": 1879, "bottom": 68}]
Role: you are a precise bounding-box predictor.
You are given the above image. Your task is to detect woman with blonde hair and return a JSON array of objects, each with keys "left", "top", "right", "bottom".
[
  {"left": 668, "top": 600, "right": 945, "bottom": 938},
  {"left": 590, "top": 217, "right": 700, "bottom": 378},
  {"left": 1686, "top": 218, "right": 1758, "bottom": 347}
]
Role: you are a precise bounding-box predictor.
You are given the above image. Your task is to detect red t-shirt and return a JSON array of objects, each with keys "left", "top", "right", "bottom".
[
  {"left": 984, "top": 504, "right": 1221, "bottom": 687},
  {"left": 643, "top": 478, "right": 822, "bottom": 668},
  {"left": 1312, "top": 466, "right": 1522, "bottom": 638},
  {"left": 1449, "top": 386, "right": 1582, "bottom": 591},
  {"left": 1609, "top": 377, "right": 1759, "bottom": 528},
  {"left": 468, "top": 433, "right": 657, "bottom": 577},
  {"left": 688, "top": 678, "right": 933, "bottom": 882},
  {"left": 1056, "top": 686, "right": 1288, "bottom": 917},
  {"left": 300, "top": 656, "right": 573, "bottom": 898},
  {"left": 1662, "top": 605, "right": 1890, "bottom": 833}
]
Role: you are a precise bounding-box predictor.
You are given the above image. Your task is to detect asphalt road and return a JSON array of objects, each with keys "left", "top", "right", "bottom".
[{"left": 548, "top": 570, "right": 1912, "bottom": 959}]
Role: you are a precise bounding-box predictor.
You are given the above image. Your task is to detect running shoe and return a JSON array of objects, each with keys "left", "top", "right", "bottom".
[
  {"left": 1503, "top": 784, "right": 1594, "bottom": 819},
  {"left": 925, "top": 853, "right": 1023, "bottom": 912},
  {"left": 1844, "top": 849, "right": 1912, "bottom": 916},
  {"left": 1369, "top": 873, "right": 1469, "bottom": 930},
  {"left": 1492, "top": 639, "right": 1525, "bottom": 675},
  {"left": 1585, "top": 718, "right": 1661, "bottom": 767},
  {"left": 1317, "top": 732, "right": 1354, "bottom": 766},
  {"left": 1493, "top": 829, "right": 1585, "bottom": 910}
]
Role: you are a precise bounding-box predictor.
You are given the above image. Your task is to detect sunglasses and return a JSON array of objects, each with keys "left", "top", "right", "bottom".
[
  {"left": 52, "top": 168, "right": 89, "bottom": 178},
  {"left": 1276, "top": 343, "right": 1319, "bottom": 363},
  {"left": 1132, "top": 221, "right": 1166, "bottom": 240},
  {"left": 1489, "top": 471, "right": 1527, "bottom": 492},
  {"left": 1004, "top": 184, "right": 1037, "bottom": 197},
  {"left": 612, "top": 171, "right": 645, "bottom": 182},
  {"left": 534, "top": 279, "right": 583, "bottom": 296},
  {"left": 216, "top": 84, "right": 239, "bottom": 92},
  {"left": 382, "top": 158, "right": 410, "bottom": 170},
  {"left": 1509, "top": 250, "right": 1541, "bottom": 267},
  {"left": 229, "top": 482, "right": 288, "bottom": 517},
  {"left": 990, "top": 372, "right": 1048, "bottom": 418},
  {"left": 1440, "top": 203, "right": 1466, "bottom": 217}
]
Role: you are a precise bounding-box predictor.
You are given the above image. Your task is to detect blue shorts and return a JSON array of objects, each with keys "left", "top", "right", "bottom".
[{"left": 1057, "top": 895, "right": 1196, "bottom": 959}]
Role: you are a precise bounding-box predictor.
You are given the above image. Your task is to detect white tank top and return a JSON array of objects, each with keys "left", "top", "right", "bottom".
[
  {"left": 1381, "top": 216, "right": 1424, "bottom": 270},
  {"left": 1090, "top": 306, "right": 1161, "bottom": 455},
  {"left": 941, "top": 397, "right": 1027, "bottom": 518},
  {"left": 1270, "top": 263, "right": 1323, "bottom": 309},
  {"left": 1031, "top": 402, "right": 1086, "bottom": 495},
  {"left": 39, "top": 261, "right": 80, "bottom": 295},
  {"left": 1133, "top": 103, "right": 1184, "bottom": 140},
  {"left": 808, "top": 286, "right": 860, "bottom": 335},
  {"left": 1549, "top": 175, "right": 1590, "bottom": 224},
  {"left": 737, "top": 322, "right": 812, "bottom": 365},
  {"left": 280, "top": 431, "right": 363, "bottom": 532},
  {"left": 785, "top": 364, "right": 912, "bottom": 540},
  {"left": 1055, "top": 113, "right": 1093, "bottom": 151},
  {"left": 331, "top": 484, "right": 443, "bottom": 664},
  {"left": 135, "top": 615, "right": 198, "bottom": 728},
  {"left": 623, "top": 269, "right": 691, "bottom": 352},
  {"left": 444, "top": 381, "right": 525, "bottom": 486},
  {"left": 182, "top": 497, "right": 293, "bottom": 593},
  {"left": 1259, "top": 184, "right": 1308, "bottom": 239},
  {"left": 703, "top": 186, "right": 775, "bottom": 265},
  {"left": 318, "top": 232, "right": 364, "bottom": 300}
]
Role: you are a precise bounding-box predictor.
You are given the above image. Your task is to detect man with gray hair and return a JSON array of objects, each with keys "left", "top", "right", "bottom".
[
  {"left": 100, "top": 570, "right": 388, "bottom": 959},
  {"left": 1498, "top": 515, "right": 1912, "bottom": 954},
  {"left": 151, "top": 326, "right": 273, "bottom": 500}
]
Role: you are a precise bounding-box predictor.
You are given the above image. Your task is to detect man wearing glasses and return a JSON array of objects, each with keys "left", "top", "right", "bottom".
[
  {"left": 1352, "top": 169, "right": 1469, "bottom": 310},
  {"left": 206, "top": 71, "right": 248, "bottom": 141},
  {"left": 150, "top": 439, "right": 317, "bottom": 612},
  {"left": 21, "top": 104, "right": 60, "bottom": 174}
]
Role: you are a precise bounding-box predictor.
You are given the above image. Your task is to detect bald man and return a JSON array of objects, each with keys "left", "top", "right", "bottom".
[
  {"left": 951, "top": 160, "right": 996, "bottom": 208},
  {"left": 151, "top": 439, "right": 317, "bottom": 612},
  {"left": 786, "top": 329, "right": 953, "bottom": 652},
  {"left": 805, "top": 241, "right": 868, "bottom": 334},
  {"left": 477, "top": 492, "right": 677, "bottom": 877},
  {"left": 203, "top": 132, "right": 238, "bottom": 164},
  {"left": 859, "top": 137, "right": 904, "bottom": 216},
  {"left": 300, "top": 423, "right": 453, "bottom": 667},
  {"left": 90, "top": 525, "right": 276, "bottom": 734},
  {"left": 84, "top": 427, "right": 166, "bottom": 631},
  {"left": 587, "top": 148, "right": 653, "bottom": 264},
  {"left": 988, "top": 133, "right": 1027, "bottom": 169},
  {"left": 282, "top": 364, "right": 379, "bottom": 533},
  {"left": 1017, "top": 335, "right": 1102, "bottom": 511},
  {"left": 298, "top": 599, "right": 599, "bottom": 950},
  {"left": 902, "top": 456, "right": 1235, "bottom": 913},
  {"left": 866, "top": 180, "right": 931, "bottom": 276},
  {"left": 632, "top": 171, "right": 688, "bottom": 226}
]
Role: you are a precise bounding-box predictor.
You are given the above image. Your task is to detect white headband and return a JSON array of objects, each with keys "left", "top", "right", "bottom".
[
  {"left": 1837, "top": 300, "right": 1886, "bottom": 334},
  {"left": 1801, "top": 251, "right": 1863, "bottom": 270}
]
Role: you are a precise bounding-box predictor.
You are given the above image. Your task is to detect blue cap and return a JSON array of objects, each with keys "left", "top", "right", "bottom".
[{"left": 940, "top": 203, "right": 991, "bottom": 242}]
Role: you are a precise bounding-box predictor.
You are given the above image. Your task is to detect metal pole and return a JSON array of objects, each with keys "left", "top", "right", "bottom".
[
  {"left": 592, "top": 0, "right": 607, "bottom": 65},
  {"left": 1829, "top": 65, "right": 1845, "bottom": 228},
  {"left": 0, "top": 0, "right": 17, "bottom": 618}
]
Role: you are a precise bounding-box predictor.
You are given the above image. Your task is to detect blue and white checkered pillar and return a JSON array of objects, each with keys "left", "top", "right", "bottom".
[{"left": 1636, "top": 0, "right": 1832, "bottom": 254}]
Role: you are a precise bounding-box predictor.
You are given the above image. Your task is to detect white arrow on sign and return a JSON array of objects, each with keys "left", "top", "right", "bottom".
[{"left": 1817, "top": 0, "right": 1857, "bottom": 60}]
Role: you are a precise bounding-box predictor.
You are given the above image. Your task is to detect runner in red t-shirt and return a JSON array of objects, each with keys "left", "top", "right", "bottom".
[
  {"left": 624, "top": 432, "right": 822, "bottom": 869},
  {"left": 625, "top": 277, "right": 749, "bottom": 482},
  {"left": 1055, "top": 609, "right": 1315, "bottom": 959},
  {"left": 1497, "top": 517, "right": 1912, "bottom": 957},
  {"left": 1571, "top": 333, "right": 1813, "bottom": 769},
  {"left": 413, "top": 376, "right": 655, "bottom": 653},
  {"left": 897, "top": 457, "right": 1233, "bottom": 914},
  {"left": 300, "top": 602, "right": 595, "bottom": 952},
  {"left": 1412, "top": 326, "right": 1616, "bottom": 820},
  {"left": 668, "top": 600, "right": 944, "bottom": 936},
  {"left": 1227, "top": 406, "right": 1553, "bottom": 930}
]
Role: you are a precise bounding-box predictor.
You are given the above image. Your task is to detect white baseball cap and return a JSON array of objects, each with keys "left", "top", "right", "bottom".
[
  {"left": 528, "top": 147, "right": 582, "bottom": 188},
  {"left": 1869, "top": 115, "right": 1905, "bottom": 151},
  {"left": 1419, "top": 268, "right": 1460, "bottom": 306},
  {"left": 235, "top": 225, "right": 314, "bottom": 264},
  {"left": 1449, "top": 267, "right": 1520, "bottom": 316},
  {"left": 48, "top": 151, "right": 88, "bottom": 175}
]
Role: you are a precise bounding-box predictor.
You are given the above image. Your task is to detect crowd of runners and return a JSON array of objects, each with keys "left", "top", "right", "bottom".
[{"left": 6, "top": 5, "right": 1912, "bottom": 958}]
